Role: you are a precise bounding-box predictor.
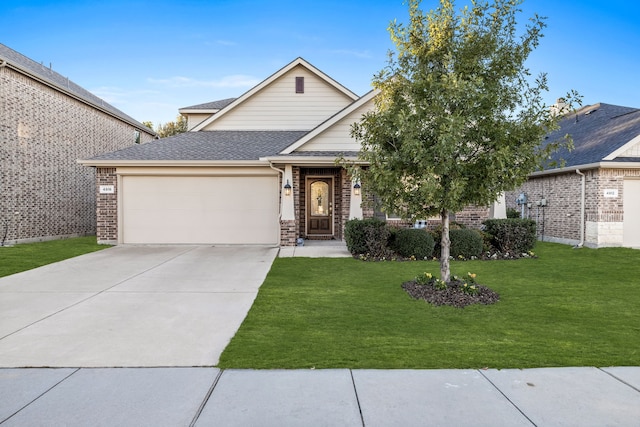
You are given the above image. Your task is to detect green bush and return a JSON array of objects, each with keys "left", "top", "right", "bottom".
[
  {"left": 390, "top": 228, "right": 435, "bottom": 259},
  {"left": 345, "top": 218, "right": 390, "bottom": 256},
  {"left": 431, "top": 224, "right": 482, "bottom": 259},
  {"left": 449, "top": 229, "right": 483, "bottom": 258},
  {"left": 483, "top": 218, "right": 537, "bottom": 253},
  {"left": 506, "top": 207, "right": 521, "bottom": 219}
]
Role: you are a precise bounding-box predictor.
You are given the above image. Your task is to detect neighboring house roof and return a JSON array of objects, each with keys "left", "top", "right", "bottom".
[
  {"left": 180, "top": 98, "right": 238, "bottom": 111},
  {"left": 82, "top": 130, "right": 309, "bottom": 165},
  {"left": 543, "top": 103, "right": 640, "bottom": 172},
  {"left": 179, "top": 98, "right": 237, "bottom": 111},
  {"left": 0, "top": 43, "right": 155, "bottom": 136},
  {"left": 191, "top": 57, "right": 359, "bottom": 132}
]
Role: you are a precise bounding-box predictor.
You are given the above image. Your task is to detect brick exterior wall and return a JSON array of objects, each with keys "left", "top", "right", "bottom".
[
  {"left": 506, "top": 168, "right": 640, "bottom": 247},
  {"left": 339, "top": 168, "right": 352, "bottom": 240},
  {"left": 280, "top": 220, "right": 297, "bottom": 246},
  {"left": 506, "top": 171, "right": 585, "bottom": 244},
  {"left": 0, "top": 66, "right": 153, "bottom": 245},
  {"left": 96, "top": 168, "right": 118, "bottom": 244},
  {"left": 453, "top": 205, "right": 491, "bottom": 228}
]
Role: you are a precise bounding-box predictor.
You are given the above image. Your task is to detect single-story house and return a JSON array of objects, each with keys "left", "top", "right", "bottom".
[
  {"left": 81, "top": 58, "right": 504, "bottom": 246},
  {"left": 0, "top": 43, "right": 156, "bottom": 245},
  {"left": 506, "top": 102, "right": 640, "bottom": 248}
]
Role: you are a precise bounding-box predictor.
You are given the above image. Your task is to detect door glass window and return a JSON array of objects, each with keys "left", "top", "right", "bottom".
[{"left": 310, "top": 181, "right": 329, "bottom": 216}]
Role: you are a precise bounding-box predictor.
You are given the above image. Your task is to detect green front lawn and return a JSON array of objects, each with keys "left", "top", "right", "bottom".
[
  {"left": 0, "top": 236, "right": 107, "bottom": 278},
  {"left": 219, "top": 242, "right": 640, "bottom": 369}
]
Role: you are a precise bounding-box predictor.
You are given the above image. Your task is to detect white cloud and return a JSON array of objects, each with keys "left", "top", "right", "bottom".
[{"left": 147, "top": 74, "right": 260, "bottom": 88}]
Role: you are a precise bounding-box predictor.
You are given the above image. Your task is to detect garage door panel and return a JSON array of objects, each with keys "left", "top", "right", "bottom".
[{"left": 122, "top": 175, "right": 279, "bottom": 244}]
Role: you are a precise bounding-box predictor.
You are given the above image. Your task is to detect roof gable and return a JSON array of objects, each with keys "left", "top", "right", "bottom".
[
  {"left": 280, "top": 90, "right": 378, "bottom": 154},
  {"left": 191, "top": 58, "right": 358, "bottom": 132}
]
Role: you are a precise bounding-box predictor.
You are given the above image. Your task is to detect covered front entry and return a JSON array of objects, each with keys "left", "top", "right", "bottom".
[
  {"left": 296, "top": 167, "right": 346, "bottom": 241},
  {"left": 120, "top": 173, "right": 280, "bottom": 245},
  {"left": 306, "top": 177, "right": 333, "bottom": 236}
]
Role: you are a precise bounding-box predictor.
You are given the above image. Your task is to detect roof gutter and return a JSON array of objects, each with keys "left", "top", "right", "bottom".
[
  {"left": 77, "top": 159, "right": 271, "bottom": 168},
  {"left": 260, "top": 156, "right": 367, "bottom": 166},
  {"left": 529, "top": 161, "right": 639, "bottom": 177}
]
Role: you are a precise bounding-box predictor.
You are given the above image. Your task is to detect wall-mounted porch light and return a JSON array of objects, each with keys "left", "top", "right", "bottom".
[
  {"left": 284, "top": 179, "right": 292, "bottom": 196},
  {"left": 353, "top": 182, "right": 361, "bottom": 196}
]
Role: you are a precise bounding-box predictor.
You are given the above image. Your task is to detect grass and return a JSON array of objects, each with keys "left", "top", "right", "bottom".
[
  {"left": 219, "top": 242, "right": 640, "bottom": 369},
  {"left": 0, "top": 236, "right": 107, "bottom": 278}
]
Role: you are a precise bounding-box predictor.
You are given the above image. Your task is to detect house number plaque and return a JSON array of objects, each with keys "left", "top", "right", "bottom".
[
  {"left": 99, "top": 185, "right": 115, "bottom": 194},
  {"left": 603, "top": 189, "right": 618, "bottom": 198}
]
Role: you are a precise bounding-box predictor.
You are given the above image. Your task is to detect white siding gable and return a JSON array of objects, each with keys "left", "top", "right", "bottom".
[
  {"left": 618, "top": 138, "right": 640, "bottom": 157},
  {"left": 186, "top": 113, "right": 212, "bottom": 130},
  {"left": 294, "top": 96, "right": 375, "bottom": 152},
  {"left": 201, "top": 65, "right": 354, "bottom": 131}
]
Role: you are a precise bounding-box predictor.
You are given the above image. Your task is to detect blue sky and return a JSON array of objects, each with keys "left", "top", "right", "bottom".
[{"left": 2, "top": 0, "right": 639, "bottom": 126}]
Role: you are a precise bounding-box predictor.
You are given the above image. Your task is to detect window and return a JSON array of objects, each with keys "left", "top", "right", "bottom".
[
  {"left": 134, "top": 130, "right": 141, "bottom": 144},
  {"left": 295, "top": 76, "right": 304, "bottom": 93}
]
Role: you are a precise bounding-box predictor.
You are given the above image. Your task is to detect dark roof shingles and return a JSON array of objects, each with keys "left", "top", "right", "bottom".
[
  {"left": 180, "top": 98, "right": 237, "bottom": 110},
  {"left": 545, "top": 103, "right": 640, "bottom": 168},
  {"left": 89, "top": 131, "right": 309, "bottom": 161}
]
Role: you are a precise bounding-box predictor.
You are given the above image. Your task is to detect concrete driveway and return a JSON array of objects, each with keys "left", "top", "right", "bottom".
[{"left": 0, "top": 245, "right": 278, "bottom": 368}]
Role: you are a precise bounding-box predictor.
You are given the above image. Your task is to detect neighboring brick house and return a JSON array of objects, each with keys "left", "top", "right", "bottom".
[
  {"left": 506, "top": 102, "right": 640, "bottom": 248},
  {"left": 81, "top": 57, "right": 504, "bottom": 246},
  {"left": 0, "top": 43, "right": 156, "bottom": 245}
]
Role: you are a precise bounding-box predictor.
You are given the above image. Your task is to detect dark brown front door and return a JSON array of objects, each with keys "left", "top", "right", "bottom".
[{"left": 307, "top": 177, "right": 333, "bottom": 235}]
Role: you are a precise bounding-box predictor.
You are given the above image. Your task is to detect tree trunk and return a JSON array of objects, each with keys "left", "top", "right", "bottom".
[{"left": 440, "top": 209, "right": 451, "bottom": 282}]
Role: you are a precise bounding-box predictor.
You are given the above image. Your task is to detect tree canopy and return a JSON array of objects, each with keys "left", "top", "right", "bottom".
[
  {"left": 351, "top": 0, "right": 579, "bottom": 281},
  {"left": 144, "top": 115, "right": 188, "bottom": 138}
]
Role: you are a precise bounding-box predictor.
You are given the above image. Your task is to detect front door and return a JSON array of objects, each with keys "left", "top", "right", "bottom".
[{"left": 307, "top": 177, "right": 333, "bottom": 236}]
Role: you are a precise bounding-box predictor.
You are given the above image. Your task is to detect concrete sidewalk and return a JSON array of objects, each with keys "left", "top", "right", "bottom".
[{"left": 2, "top": 367, "right": 639, "bottom": 426}]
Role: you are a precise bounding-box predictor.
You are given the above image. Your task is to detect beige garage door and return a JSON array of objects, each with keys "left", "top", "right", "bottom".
[
  {"left": 624, "top": 179, "right": 640, "bottom": 248},
  {"left": 121, "top": 175, "right": 279, "bottom": 244}
]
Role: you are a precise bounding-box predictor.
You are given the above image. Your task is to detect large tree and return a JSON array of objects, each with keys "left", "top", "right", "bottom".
[
  {"left": 351, "top": 0, "right": 578, "bottom": 281},
  {"left": 144, "top": 115, "right": 188, "bottom": 138}
]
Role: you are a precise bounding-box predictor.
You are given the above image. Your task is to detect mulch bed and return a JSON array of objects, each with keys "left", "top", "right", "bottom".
[{"left": 402, "top": 279, "right": 500, "bottom": 308}]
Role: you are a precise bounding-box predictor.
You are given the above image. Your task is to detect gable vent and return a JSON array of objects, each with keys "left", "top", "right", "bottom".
[{"left": 295, "top": 76, "right": 304, "bottom": 93}]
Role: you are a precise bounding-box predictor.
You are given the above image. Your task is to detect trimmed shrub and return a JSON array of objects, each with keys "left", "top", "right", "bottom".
[
  {"left": 506, "top": 207, "right": 521, "bottom": 219},
  {"left": 390, "top": 228, "right": 435, "bottom": 259},
  {"left": 345, "top": 218, "right": 390, "bottom": 256},
  {"left": 483, "top": 218, "right": 537, "bottom": 253},
  {"left": 449, "top": 229, "right": 483, "bottom": 258}
]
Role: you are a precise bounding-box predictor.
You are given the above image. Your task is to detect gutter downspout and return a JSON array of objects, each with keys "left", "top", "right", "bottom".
[
  {"left": 268, "top": 163, "right": 285, "bottom": 247},
  {"left": 575, "top": 169, "right": 585, "bottom": 248}
]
